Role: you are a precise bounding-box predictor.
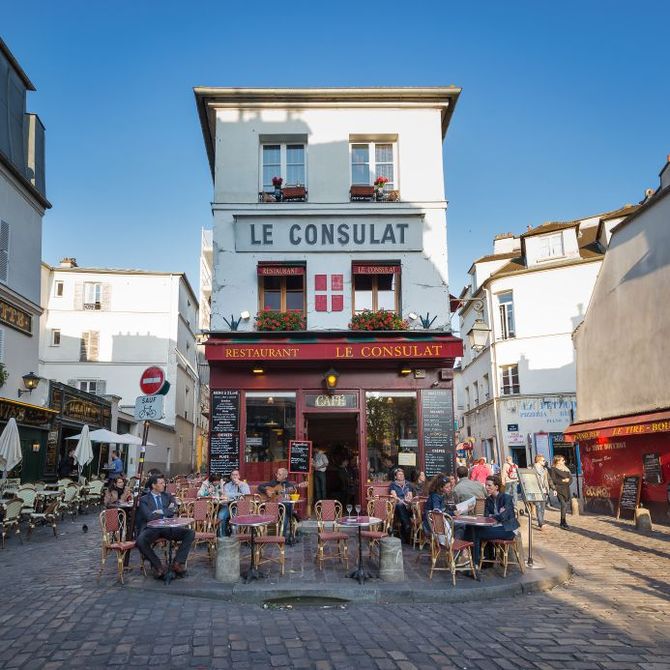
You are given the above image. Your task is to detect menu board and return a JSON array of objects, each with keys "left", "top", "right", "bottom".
[
  {"left": 210, "top": 432, "right": 240, "bottom": 476},
  {"left": 518, "top": 468, "right": 546, "bottom": 502},
  {"left": 616, "top": 475, "right": 641, "bottom": 519},
  {"left": 210, "top": 390, "right": 240, "bottom": 432},
  {"left": 288, "top": 440, "right": 312, "bottom": 475},
  {"left": 421, "top": 389, "right": 455, "bottom": 476},
  {"left": 643, "top": 453, "right": 663, "bottom": 484}
]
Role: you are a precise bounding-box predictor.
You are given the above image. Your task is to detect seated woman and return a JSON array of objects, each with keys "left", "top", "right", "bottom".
[
  {"left": 104, "top": 475, "right": 133, "bottom": 507},
  {"left": 388, "top": 468, "right": 414, "bottom": 543},
  {"left": 423, "top": 474, "right": 447, "bottom": 535},
  {"left": 470, "top": 474, "right": 519, "bottom": 566}
]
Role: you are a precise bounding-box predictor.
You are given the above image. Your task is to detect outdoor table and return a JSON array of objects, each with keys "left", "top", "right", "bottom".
[
  {"left": 453, "top": 515, "right": 498, "bottom": 527},
  {"left": 147, "top": 516, "right": 194, "bottom": 585},
  {"left": 34, "top": 490, "right": 62, "bottom": 513},
  {"left": 230, "top": 513, "right": 273, "bottom": 583},
  {"left": 278, "top": 498, "right": 303, "bottom": 545},
  {"left": 337, "top": 516, "right": 382, "bottom": 584}
]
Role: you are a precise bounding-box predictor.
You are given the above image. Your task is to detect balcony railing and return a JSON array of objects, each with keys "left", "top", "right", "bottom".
[
  {"left": 349, "top": 185, "right": 400, "bottom": 202},
  {"left": 259, "top": 186, "right": 307, "bottom": 203}
]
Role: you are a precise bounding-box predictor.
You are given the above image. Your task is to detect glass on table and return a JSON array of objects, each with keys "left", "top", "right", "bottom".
[{"left": 346, "top": 504, "right": 353, "bottom": 518}]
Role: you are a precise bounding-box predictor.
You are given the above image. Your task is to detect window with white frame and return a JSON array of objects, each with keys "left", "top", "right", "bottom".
[
  {"left": 83, "top": 282, "right": 102, "bottom": 310},
  {"left": 498, "top": 291, "right": 516, "bottom": 339},
  {"left": 350, "top": 142, "right": 396, "bottom": 189},
  {"left": 500, "top": 364, "right": 520, "bottom": 395},
  {"left": 473, "top": 381, "right": 479, "bottom": 406},
  {"left": 78, "top": 379, "right": 106, "bottom": 395},
  {"left": 261, "top": 143, "right": 306, "bottom": 190},
  {"left": 482, "top": 373, "right": 490, "bottom": 400},
  {"left": 54, "top": 280, "right": 64, "bottom": 297},
  {"left": 538, "top": 233, "right": 564, "bottom": 259},
  {"left": 51, "top": 329, "right": 61, "bottom": 346},
  {"left": 80, "top": 331, "right": 99, "bottom": 362}
]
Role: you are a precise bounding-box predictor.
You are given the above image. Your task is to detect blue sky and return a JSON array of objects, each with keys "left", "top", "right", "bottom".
[{"left": 4, "top": 1, "right": 669, "bottom": 301}]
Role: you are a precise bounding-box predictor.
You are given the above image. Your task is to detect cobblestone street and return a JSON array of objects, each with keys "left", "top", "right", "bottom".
[{"left": 0, "top": 507, "right": 669, "bottom": 669}]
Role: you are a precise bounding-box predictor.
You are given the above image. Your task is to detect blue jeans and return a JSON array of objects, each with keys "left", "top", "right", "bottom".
[
  {"left": 534, "top": 501, "right": 545, "bottom": 527},
  {"left": 218, "top": 504, "right": 230, "bottom": 537}
]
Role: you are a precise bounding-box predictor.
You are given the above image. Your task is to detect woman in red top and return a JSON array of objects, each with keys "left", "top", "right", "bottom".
[{"left": 469, "top": 458, "right": 491, "bottom": 484}]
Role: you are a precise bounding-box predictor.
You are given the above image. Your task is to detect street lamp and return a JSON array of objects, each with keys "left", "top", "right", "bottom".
[
  {"left": 18, "top": 371, "right": 41, "bottom": 397},
  {"left": 467, "top": 320, "right": 490, "bottom": 352}
]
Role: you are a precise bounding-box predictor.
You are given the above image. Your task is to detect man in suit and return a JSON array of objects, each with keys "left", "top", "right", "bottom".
[{"left": 135, "top": 474, "right": 195, "bottom": 579}]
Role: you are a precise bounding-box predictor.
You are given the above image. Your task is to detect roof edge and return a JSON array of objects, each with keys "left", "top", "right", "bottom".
[{"left": 0, "top": 37, "right": 35, "bottom": 90}]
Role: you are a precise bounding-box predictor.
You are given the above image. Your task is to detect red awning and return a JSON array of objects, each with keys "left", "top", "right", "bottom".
[
  {"left": 352, "top": 264, "right": 400, "bottom": 274},
  {"left": 563, "top": 408, "right": 670, "bottom": 442},
  {"left": 257, "top": 264, "right": 305, "bottom": 276}
]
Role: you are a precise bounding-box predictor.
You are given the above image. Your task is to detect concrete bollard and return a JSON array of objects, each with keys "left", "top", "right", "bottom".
[
  {"left": 570, "top": 498, "right": 580, "bottom": 517},
  {"left": 635, "top": 508, "right": 653, "bottom": 532},
  {"left": 379, "top": 536, "right": 405, "bottom": 582},
  {"left": 215, "top": 536, "right": 240, "bottom": 583}
]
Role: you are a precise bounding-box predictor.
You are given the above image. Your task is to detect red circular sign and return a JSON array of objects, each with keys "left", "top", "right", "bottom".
[{"left": 140, "top": 366, "right": 165, "bottom": 395}]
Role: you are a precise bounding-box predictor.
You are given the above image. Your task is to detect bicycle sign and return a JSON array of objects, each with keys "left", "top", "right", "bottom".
[{"left": 134, "top": 394, "right": 165, "bottom": 421}]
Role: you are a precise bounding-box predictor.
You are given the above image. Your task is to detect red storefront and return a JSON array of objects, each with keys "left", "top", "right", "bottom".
[
  {"left": 564, "top": 409, "right": 670, "bottom": 523},
  {"left": 205, "top": 331, "right": 463, "bottom": 506}
]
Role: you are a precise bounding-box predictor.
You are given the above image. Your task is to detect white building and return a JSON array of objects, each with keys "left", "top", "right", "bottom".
[
  {"left": 195, "top": 87, "right": 464, "bottom": 491},
  {"left": 39, "top": 260, "right": 200, "bottom": 475},
  {"left": 454, "top": 204, "right": 637, "bottom": 474}
]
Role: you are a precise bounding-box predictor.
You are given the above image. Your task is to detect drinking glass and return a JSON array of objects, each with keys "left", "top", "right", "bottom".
[
  {"left": 354, "top": 504, "right": 361, "bottom": 518},
  {"left": 346, "top": 504, "right": 353, "bottom": 518}
]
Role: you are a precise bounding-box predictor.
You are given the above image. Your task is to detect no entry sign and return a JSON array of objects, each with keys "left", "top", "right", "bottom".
[{"left": 139, "top": 366, "right": 166, "bottom": 395}]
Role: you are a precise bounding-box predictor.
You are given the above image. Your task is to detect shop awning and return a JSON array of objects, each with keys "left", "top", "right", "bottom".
[{"left": 563, "top": 408, "right": 670, "bottom": 442}]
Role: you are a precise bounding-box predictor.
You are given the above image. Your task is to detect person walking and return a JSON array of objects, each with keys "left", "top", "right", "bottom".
[
  {"left": 469, "top": 458, "right": 491, "bottom": 484},
  {"left": 532, "top": 454, "right": 549, "bottom": 530},
  {"left": 549, "top": 455, "right": 573, "bottom": 529}
]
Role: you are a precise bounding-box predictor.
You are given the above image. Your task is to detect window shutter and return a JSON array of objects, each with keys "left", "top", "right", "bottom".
[
  {"left": 80, "top": 332, "right": 89, "bottom": 362},
  {"left": 89, "top": 331, "right": 99, "bottom": 361},
  {"left": 0, "top": 328, "right": 4, "bottom": 362},
  {"left": 101, "top": 283, "right": 112, "bottom": 311},
  {"left": 0, "top": 221, "right": 9, "bottom": 283},
  {"left": 74, "top": 282, "right": 84, "bottom": 310},
  {"left": 97, "top": 380, "right": 106, "bottom": 396}
]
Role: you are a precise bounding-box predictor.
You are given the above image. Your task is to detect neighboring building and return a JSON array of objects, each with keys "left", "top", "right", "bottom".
[
  {"left": 454, "top": 204, "right": 637, "bottom": 482},
  {"left": 0, "top": 38, "right": 53, "bottom": 482},
  {"left": 195, "top": 87, "right": 463, "bottom": 498},
  {"left": 39, "top": 259, "right": 200, "bottom": 476},
  {"left": 565, "top": 157, "right": 670, "bottom": 522}
]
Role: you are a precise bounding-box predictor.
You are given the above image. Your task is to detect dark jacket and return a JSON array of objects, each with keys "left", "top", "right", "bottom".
[
  {"left": 136, "top": 491, "right": 177, "bottom": 535},
  {"left": 549, "top": 467, "right": 573, "bottom": 499},
  {"left": 484, "top": 492, "right": 520, "bottom": 532}
]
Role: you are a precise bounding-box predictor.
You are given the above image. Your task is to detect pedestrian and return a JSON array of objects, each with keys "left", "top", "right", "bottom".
[
  {"left": 469, "top": 457, "right": 491, "bottom": 484},
  {"left": 312, "top": 445, "right": 328, "bottom": 502},
  {"left": 490, "top": 460, "right": 501, "bottom": 476},
  {"left": 110, "top": 451, "right": 124, "bottom": 478},
  {"left": 549, "top": 455, "right": 573, "bottom": 529},
  {"left": 502, "top": 456, "right": 519, "bottom": 509},
  {"left": 532, "top": 454, "right": 549, "bottom": 530},
  {"left": 58, "top": 449, "right": 75, "bottom": 479}
]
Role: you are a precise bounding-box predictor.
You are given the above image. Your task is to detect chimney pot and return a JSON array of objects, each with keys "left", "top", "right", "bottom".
[{"left": 59, "top": 257, "right": 78, "bottom": 268}]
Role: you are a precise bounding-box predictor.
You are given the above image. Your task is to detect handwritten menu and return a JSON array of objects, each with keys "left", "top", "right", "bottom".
[
  {"left": 421, "top": 389, "right": 455, "bottom": 476},
  {"left": 209, "top": 390, "right": 240, "bottom": 477},
  {"left": 643, "top": 453, "right": 663, "bottom": 484},
  {"left": 616, "top": 475, "right": 641, "bottom": 519},
  {"left": 288, "top": 440, "right": 312, "bottom": 475}
]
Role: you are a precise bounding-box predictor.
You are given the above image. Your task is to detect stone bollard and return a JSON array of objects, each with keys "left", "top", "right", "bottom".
[
  {"left": 570, "top": 497, "right": 580, "bottom": 517},
  {"left": 379, "top": 536, "right": 405, "bottom": 582},
  {"left": 635, "top": 508, "right": 653, "bottom": 532},
  {"left": 215, "top": 536, "right": 240, "bottom": 583}
]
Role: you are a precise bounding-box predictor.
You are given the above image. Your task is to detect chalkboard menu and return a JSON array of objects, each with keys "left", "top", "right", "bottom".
[
  {"left": 210, "top": 390, "right": 240, "bottom": 432},
  {"left": 643, "top": 453, "right": 663, "bottom": 484},
  {"left": 421, "top": 389, "right": 455, "bottom": 476},
  {"left": 209, "top": 390, "right": 240, "bottom": 477},
  {"left": 616, "top": 475, "right": 641, "bottom": 519},
  {"left": 288, "top": 440, "right": 312, "bottom": 475}
]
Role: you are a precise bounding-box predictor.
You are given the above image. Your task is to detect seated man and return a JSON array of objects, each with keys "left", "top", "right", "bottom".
[
  {"left": 388, "top": 468, "right": 414, "bottom": 543},
  {"left": 258, "top": 467, "right": 305, "bottom": 538},
  {"left": 453, "top": 465, "right": 486, "bottom": 505},
  {"left": 136, "top": 474, "right": 195, "bottom": 579},
  {"left": 219, "top": 469, "right": 251, "bottom": 536}
]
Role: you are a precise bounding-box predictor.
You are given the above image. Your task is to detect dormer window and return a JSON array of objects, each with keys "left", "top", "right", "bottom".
[{"left": 538, "top": 233, "right": 564, "bottom": 259}]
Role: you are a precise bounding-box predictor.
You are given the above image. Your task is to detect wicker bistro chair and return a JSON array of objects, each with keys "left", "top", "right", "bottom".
[
  {"left": 229, "top": 498, "right": 256, "bottom": 544},
  {"left": 17, "top": 487, "right": 37, "bottom": 519},
  {"left": 360, "top": 498, "right": 395, "bottom": 561},
  {"left": 474, "top": 498, "right": 486, "bottom": 516},
  {"left": 255, "top": 502, "right": 286, "bottom": 576},
  {"left": 428, "top": 510, "right": 477, "bottom": 584},
  {"left": 28, "top": 498, "right": 61, "bottom": 538},
  {"left": 411, "top": 497, "right": 429, "bottom": 550},
  {"left": 83, "top": 480, "right": 105, "bottom": 509},
  {"left": 314, "top": 500, "right": 349, "bottom": 571},
  {"left": 98, "top": 508, "right": 142, "bottom": 584},
  {"left": 190, "top": 499, "right": 217, "bottom": 563},
  {"left": 60, "top": 483, "right": 81, "bottom": 519},
  {"left": 478, "top": 513, "right": 525, "bottom": 577},
  {"left": 1, "top": 498, "right": 24, "bottom": 548}
]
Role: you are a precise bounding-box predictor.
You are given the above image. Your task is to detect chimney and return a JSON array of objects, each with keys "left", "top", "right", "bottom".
[{"left": 59, "top": 257, "right": 78, "bottom": 268}]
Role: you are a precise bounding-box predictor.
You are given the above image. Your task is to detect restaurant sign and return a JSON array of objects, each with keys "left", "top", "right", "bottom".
[
  {"left": 0, "top": 398, "right": 55, "bottom": 427},
  {"left": 304, "top": 393, "right": 358, "bottom": 409},
  {"left": 0, "top": 297, "right": 32, "bottom": 336}
]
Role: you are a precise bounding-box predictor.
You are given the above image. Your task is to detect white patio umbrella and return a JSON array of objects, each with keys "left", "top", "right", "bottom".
[
  {"left": 73, "top": 424, "right": 94, "bottom": 469},
  {"left": 117, "top": 433, "right": 156, "bottom": 447},
  {"left": 0, "top": 418, "right": 22, "bottom": 478}
]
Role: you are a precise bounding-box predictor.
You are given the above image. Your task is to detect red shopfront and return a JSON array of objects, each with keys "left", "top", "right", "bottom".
[
  {"left": 564, "top": 409, "right": 670, "bottom": 523},
  {"left": 205, "top": 332, "right": 463, "bottom": 505}
]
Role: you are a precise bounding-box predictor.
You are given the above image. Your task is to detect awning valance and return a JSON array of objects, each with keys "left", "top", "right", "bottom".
[{"left": 563, "top": 408, "right": 670, "bottom": 442}]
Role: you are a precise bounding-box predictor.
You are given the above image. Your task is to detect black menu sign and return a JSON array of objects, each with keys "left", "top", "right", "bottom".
[
  {"left": 616, "top": 475, "right": 641, "bottom": 519},
  {"left": 209, "top": 390, "right": 240, "bottom": 477},
  {"left": 421, "top": 389, "right": 455, "bottom": 476},
  {"left": 643, "top": 453, "right": 663, "bottom": 484},
  {"left": 288, "top": 440, "right": 312, "bottom": 475},
  {"left": 211, "top": 390, "right": 240, "bottom": 432}
]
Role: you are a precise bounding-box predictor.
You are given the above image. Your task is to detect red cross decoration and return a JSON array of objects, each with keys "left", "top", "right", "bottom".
[{"left": 315, "top": 274, "right": 344, "bottom": 312}]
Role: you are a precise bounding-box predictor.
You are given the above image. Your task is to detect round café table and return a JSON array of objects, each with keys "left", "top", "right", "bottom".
[
  {"left": 146, "top": 516, "right": 194, "bottom": 585},
  {"left": 337, "top": 516, "right": 382, "bottom": 584},
  {"left": 229, "top": 513, "right": 274, "bottom": 583}
]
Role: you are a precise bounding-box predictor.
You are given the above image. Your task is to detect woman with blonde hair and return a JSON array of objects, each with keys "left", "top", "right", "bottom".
[{"left": 549, "top": 455, "right": 573, "bottom": 529}]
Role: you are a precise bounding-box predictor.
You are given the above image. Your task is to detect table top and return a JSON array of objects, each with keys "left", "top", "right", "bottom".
[
  {"left": 37, "top": 490, "right": 63, "bottom": 496},
  {"left": 337, "top": 516, "right": 382, "bottom": 528},
  {"left": 147, "top": 516, "right": 194, "bottom": 528},
  {"left": 453, "top": 515, "right": 498, "bottom": 526},
  {"left": 230, "top": 514, "right": 274, "bottom": 527}
]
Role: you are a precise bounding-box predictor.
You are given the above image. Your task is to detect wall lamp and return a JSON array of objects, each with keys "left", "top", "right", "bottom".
[
  {"left": 18, "top": 371, "right": 40, "bottom": 397},
  {"left": 251, "top": 367, "right": 264, "bottom": 375},
  {"left": 467, "top": 319, "right": 490, "bottom": 352},
  {"left": 399, "top": 366, "right": 412, "bottom": 376},
  {"left": 324, "top": 368, "right": 339, "bottom": 393}
]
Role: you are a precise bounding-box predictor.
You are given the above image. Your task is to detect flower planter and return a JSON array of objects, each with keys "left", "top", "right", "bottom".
[
  {"left": 256, "top": 310, "right": 306, "bottom": 331},
  {"left": 349, "top": 310, "right": 409, "bottom": 331},
  {"left": 282, "top": 186, "right": 307, "bottom": 201},
  {"left": 350, "top": 185, "right": 375, "bottom": 201}
]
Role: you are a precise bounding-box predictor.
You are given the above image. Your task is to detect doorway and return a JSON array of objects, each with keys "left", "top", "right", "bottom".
[{"left": 305, "top": 413, "right": 359, "bottom": 508}]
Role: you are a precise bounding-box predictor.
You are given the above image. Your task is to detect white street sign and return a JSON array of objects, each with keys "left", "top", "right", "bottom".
[{"left": 134, "top": 395, "right": 165, "bottom": 421}]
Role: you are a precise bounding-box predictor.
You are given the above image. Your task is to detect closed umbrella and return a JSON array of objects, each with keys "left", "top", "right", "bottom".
[
  {"left": 73, "top": 424, "right": 94, "bottom": 472},
  {"left": 0, "top": 418, "right": 22, "bottom": 478}
]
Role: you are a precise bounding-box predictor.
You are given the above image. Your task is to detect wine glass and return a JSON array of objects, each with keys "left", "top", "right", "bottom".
[
  {"left": 346, "top": 504, "right": 353, "bottom": 518},
  {"left": 354, "top": 504, "right": 361, "bottom": 519}
]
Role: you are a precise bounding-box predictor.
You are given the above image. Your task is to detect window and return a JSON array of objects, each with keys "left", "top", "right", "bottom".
[
  {"left": 538, "top": 233, "right": 564, "bottom": 259},
  {"left": 473, "top": 381, "right": 479, "bottom": 406},
  {"left": 350, "top": 142, "right": 396, "bottom": 189},
  {"left": 0, "top": 220, "right": 9, "bottom": 283},
  {"left": 51, "top": 329, "right": 61, "bottom": 346},
  {"left": 498, "top": 292, "right": 516, "bottom": 339},
  {"left": 83, "top": 282, "right": 102, "bottom": 310},
  {"left": 262, "top": 143, "right": 305, "bottom": 190},
  {"left": 258, "top": 265, "right": 305, "bottom": 313},
  {"left": 80, "top": 331, "right": 99, "bottom": 362},
  {"left": 79, "top": 380, "right": 98, "bottom": 394},
  {"left": 245, "top": 392, "right": 296, "bottom": 462},
  {"left": 500, "top": 364, "right": 520, "bottom": 395},
  {"left": 482, "top": 374, "right": 490, "bottom": 400},
  {"left": 465, "top": 386, "right": 470, "bottom": 410},
  {"left": 54, "top": 281, "right": 64, "bottom": 297},
  {"left": 352, "top": 264, "right": 400, "bottom": 313}
]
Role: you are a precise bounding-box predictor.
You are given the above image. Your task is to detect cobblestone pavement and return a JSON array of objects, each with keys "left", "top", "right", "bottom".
[{"left": 0, "top": 506, "right": 669, "bottom": 669}]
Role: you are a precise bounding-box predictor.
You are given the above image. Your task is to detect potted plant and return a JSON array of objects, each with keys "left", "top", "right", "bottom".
[
  {"left": 350, "top": 184, "right": 375, "bottom": 200},
  {"left": 374, "top": 176, "right": 389, "bottom": 200},
  {"left": 256, "top": 310, "right": 305, "bottom": 331},
  {"left": 349, "top": 310, "right": 408, "bottom": 331},
  {"left": 272, "top": 176, "right": 283, "bottom": 201}
]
